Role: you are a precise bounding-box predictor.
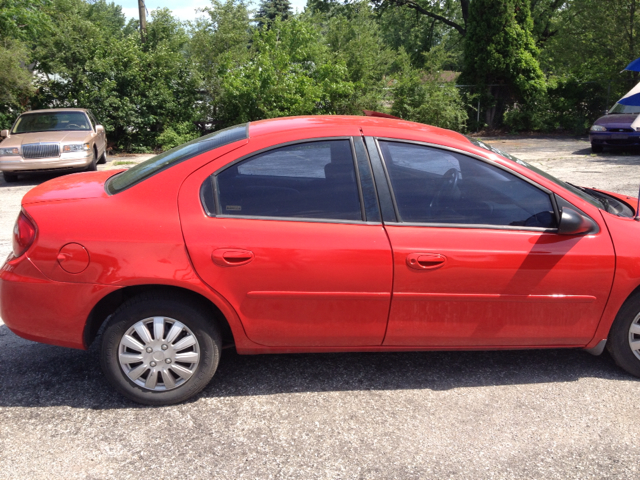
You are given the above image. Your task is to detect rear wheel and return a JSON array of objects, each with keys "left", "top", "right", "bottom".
[
  {"left": 591, "top": 143, "right": 604, "bottom": 153},
  {"left": 2, "top": 172, "right": 18, "bottom": 183},
  {"left": 607, "top": 293, "right": 640, "bottom": 378},
  {"left": 100, "top": 293, "right": 222, "bottom": 405}
]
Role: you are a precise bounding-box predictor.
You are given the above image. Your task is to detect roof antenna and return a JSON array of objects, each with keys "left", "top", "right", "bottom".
[{"left": 635, "top": 183, "right": 640, "bottom": 221}]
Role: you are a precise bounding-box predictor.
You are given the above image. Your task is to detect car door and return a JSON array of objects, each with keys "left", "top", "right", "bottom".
[
  {"left": 366, "top": 138, "right": 615, "bottom": 347},
  {"left": 178, "top": 137, "right": 393, "bottom": 347}
]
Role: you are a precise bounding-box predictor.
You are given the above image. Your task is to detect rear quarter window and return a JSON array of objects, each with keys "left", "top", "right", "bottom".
[{"left": 107, "top": 124, "right": 248, "bottom": 194}]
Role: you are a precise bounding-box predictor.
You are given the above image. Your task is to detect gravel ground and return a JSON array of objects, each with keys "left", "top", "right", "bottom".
[{"left": 1, "top": 138, "right": 640, "bottom": 479}]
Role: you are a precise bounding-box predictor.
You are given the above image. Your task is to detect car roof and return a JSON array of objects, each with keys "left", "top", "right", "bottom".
[
  {"left": 20, "top": 108, "right": 90, "bottom": 114},
  {"left": 248, "top": 115, "right": 472, "bottom": 146}
]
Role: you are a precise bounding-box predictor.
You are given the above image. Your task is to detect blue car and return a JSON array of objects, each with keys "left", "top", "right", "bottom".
[{"left": 590, "top": 101, "right": 640, "bottom": 153}]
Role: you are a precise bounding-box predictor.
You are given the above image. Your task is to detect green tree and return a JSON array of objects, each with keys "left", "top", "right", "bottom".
[
  {"left": 542, "top": 0, "right": 640, "bottom": 98},
  {"left": 32, "top": 1, "right": 199, "bottom": 150},
  {"left": 459, "top": 0, "right": 546, "bottom": 128},
  {"left": 218, "top": 16, "right": 355, "bottom": 125},
  {"left": 372, "top": 0, "right": 563, "bottom": 45},
  {"left": 0, "top": 40, "right": 33, "bottom": 108},
  {"left": 321, "top": 2, "right": 396, "bottom": 112},
  {"left": 0, "top": 0, "right": 53, "bottom": 127},
  {"left": 189, "top": 0, "right": 253, "bottom": 127},
  {"left": 391, "top": 47, "right": 467, "bottom": 130},
  {"left": 0, "top": 0, "right": 52, "bottom": 41},
  {"left": 377, "top": 3, "right": 462, "bottom": 69},
  {"left": 256, "top": 0, "right": 292, "bottom": 28}
]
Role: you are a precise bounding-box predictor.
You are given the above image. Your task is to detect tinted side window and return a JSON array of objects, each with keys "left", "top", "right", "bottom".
[
  {"left": 215, "top": 140, "right": 363, "bottom": 221},
  {"left": 379, "top": 141, "right": 557, "bottom": 228}
]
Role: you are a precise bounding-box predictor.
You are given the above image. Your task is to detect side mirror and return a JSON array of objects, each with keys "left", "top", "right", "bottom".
[
  {"left": 1, "top": 130, "right": 8, "bottom": 138},
  {"left": 95, "top": 125, "right": 104, "bottom": 134},
  {"left": 558, "top": 207, "right": 596, "bottom": 235}
]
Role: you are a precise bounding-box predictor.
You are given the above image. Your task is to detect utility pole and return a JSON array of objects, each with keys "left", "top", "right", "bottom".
[{"left": 138, "top": 0, "right": 147, "bottom": 43}]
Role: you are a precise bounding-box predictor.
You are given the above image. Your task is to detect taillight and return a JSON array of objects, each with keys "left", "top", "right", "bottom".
[{"left": 12, "top": 210, "right": 36, "bottom": 257}]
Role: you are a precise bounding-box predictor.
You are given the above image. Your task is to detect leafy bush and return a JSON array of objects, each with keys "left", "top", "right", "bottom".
[
  {"left": 391, "top": 49, "right": 468, "bottom": 131},
  {"left": 503, "top": 77, "right": 608, "bottom": 134},
  {"left": 157, "top": 122, "right": 200, "bottom": 151},
  {"left": 217, "top": 16, "right": 356, "bottom": 126}
]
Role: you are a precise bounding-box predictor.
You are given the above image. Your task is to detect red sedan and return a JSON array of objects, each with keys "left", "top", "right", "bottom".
[{"left": 2, "top": 116, "right": 640, "bottom": 405}]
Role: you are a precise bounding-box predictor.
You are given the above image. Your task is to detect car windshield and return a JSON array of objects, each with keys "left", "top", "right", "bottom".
[
  {"left": 466, "top": 137, "right": 604, "bottom": 210},
  {"left": 106, "top": 123, "right": 248, "bottom": 194},
  {"left": 608, "top": 103, "right": 640, "bottom": 114},
  {"left": 12, "top": 112, "right": 92, "bottom": 134}
]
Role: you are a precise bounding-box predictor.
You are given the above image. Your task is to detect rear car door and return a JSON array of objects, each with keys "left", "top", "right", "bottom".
[
  {"left": 179, "top": 137, "right": 393, "bottom": 347},
  {"left": 366, "top": 138, "right": 615, "bottom": 347}
]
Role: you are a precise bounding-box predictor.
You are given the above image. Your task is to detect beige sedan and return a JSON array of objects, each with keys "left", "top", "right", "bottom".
[{"left": 0, "top": 108, "right": 108, "bottom": 183}]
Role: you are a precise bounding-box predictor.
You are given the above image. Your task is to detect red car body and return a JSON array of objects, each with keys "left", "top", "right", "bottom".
[{"left": 2, "top": 116, "right": 640, "bottom": 395}]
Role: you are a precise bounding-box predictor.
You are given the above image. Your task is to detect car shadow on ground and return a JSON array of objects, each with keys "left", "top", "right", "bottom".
[
  {"left": 0, "top": 171, "right": 72, "bottom": 188},
  {"left": 589, "top": 155, "right": 640, "bottom": 168},
  {"left": 576, "top": 147, "right": 640, "bottom": 163},
  {"left": 0, "top": 325, "right": 632, "bottom": 409}
]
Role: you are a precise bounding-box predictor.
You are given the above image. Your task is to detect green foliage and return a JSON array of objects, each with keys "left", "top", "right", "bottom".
[
  {"left": 0, "top": 0, "right": 52, "bottom": 41},
  {"left": 31, "top": 0, "right": 198, "bottom": 150},
  {"left": 256, "top": 0, "right": 292, "bottom": 27},
  {"left": 321, "top": 2, "right": 396, "bottom": 112},
  {"left": 218, "top": 16, "right": 355, "bottom": 125},
  {"left": 8, "top": 0, "right": 640, "bottom": 149},
  {"left": 503, "top": 77, "right": 608, "bottom": 134},
  {"left": 0, "top": 0, "right": 53, "bottom": 126},
  {"left": 157, "top": 121, "right": 200, "bottom": 151},
  {"left": 391, "top": 47, "right": 467, "bottom": 130},
  {"left": 188, "top": 0, "right": 253, "bottom": 124},
  {"left": 541, "top": 0, "right": 640, "bottom": 103},
  {"left": 460, "top": 0, "right": 546, "bottom": 129},
  {"left": 377, "top": 4, "right": 462, "bottom": 70},
  {"left": 0, "top": 39, "right": 33, "bottom": 108}
]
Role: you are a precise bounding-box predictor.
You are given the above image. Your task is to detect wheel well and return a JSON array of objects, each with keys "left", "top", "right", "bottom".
[
  {"left": 83, "top": 285, "right": 234, "bottom": 349},
  {"left": 617, "top": 285, "right": 640, "bottom": 319}
]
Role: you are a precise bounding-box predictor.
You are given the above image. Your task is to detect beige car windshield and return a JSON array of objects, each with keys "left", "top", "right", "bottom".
[{"left": 12, "top": 112, "right": 92, "bottom": 134}]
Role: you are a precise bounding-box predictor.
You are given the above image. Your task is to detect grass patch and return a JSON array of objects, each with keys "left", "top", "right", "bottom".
[{"left": 113, "top": 160, "right": 138, "bottom": 166}]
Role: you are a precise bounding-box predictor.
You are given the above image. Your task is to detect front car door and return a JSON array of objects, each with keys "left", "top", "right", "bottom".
[
  {"left": 179, "top": 137, "right": 393, "bottom": 347},
  {"left": 367, "top": 138, "right": 615, "bottom": 347},
  {"left": 87, "top": 110, "right": 106, "bottom": 157}
]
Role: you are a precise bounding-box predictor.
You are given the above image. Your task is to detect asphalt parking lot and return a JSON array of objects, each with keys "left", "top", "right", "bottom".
[{"left": 1, "top": 137, "right": 640, "bottom": 479}]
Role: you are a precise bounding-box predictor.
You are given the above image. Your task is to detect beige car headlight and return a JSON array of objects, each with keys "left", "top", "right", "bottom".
[
  {"left": 63, "top": 143, "right": 90, "bottom": 152},
  {"left": 0, "top": 147, "right": 20, "bottom": 156}
]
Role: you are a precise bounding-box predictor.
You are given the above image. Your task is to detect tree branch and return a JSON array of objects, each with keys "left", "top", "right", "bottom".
[{"left": 382, "top": 0, "right": 466, "bottom": 36}]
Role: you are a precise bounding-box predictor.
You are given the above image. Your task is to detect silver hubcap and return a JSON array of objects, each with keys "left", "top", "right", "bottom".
[
  {"left": 629, "top": 313, "right": 640, "bottom": 361},
  {"left": 118, "top": 316, "right": 200, "bottom": 391}
]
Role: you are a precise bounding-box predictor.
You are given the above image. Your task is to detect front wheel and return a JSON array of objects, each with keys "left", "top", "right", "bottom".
[
  {"left": 100, "top": 294, "right": 222, "bottom": 405},
  {"left": 607, "top": 293, "right": 640, "bottom": 378},
  {"left": 591, "top": 143, "right": 604, "bottom": 153},
  {"left": 86, "top": 150, "right": 98, "bottom": 171}
]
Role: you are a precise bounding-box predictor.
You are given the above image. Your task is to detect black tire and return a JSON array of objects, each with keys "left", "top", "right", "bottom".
[
  {"left": 607, "top": 292, "right": 640, "bottom": 378},
  {"left": 97, "top": 151, "right": 107, "bottom": 165},
  {"left": 591, "top": 143, "right": 604, "bottom": 153},
  {"left": 100, "top": 293, "right": 222, "bottom": 405},
  {"left": 2, "top": 172, "right": 18, "bottom": 183},
  {"left": 86, "top": 149, "right": 98, "bottom": 171}
]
